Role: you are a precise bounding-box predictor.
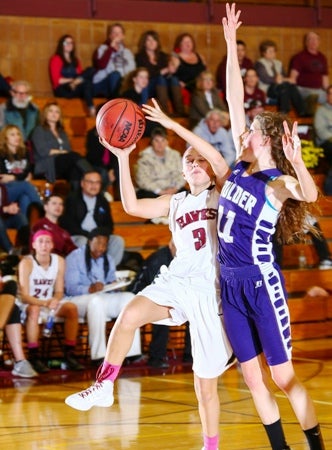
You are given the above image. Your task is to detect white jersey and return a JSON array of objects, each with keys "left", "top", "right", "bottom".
[
  {"left": 28, "top": 254, "right": 59, "bottom": 301},
  {"left": 168, "top": 186, "right": 220, "bottom": 290}
]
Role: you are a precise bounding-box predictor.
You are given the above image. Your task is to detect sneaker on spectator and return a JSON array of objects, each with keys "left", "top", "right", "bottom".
[
  {"left": 62, "top": 354, "right": 85, "bottom": 371},
  {"left": 65, "top": 379, "right": 114, "bottom": 411},
  {"left": 30, "top": 358, "right": 50, "bottom": 374},
  {"left": 12, "top": 360, "right": 38, "bottom": 378},
  {"left": 318, "top": 259, "right": 332, "bottom": 270}
]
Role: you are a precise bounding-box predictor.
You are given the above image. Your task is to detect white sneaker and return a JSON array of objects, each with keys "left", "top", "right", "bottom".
[
  {"left": 318, "top": 259, "right": 332, "bottom": 270},
  {"left": 65, "top": 380, "right": 114, "bottom": 411},
  {"left": 12, "top": 360, "right": 38, "bottom": 378}
]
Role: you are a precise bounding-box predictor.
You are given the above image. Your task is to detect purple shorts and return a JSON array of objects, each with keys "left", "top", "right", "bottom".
[{"left": 220, "top": 263, "right": 292, "bottom": 366}]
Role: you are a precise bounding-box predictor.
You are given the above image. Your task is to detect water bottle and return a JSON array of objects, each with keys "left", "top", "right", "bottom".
[
  {"left": 43, "top": 309, "right": 56, "bottom": 338},
  {"left": 298, "top": 250, "right": 307, "bottom": 269},
  {"left": 44, "top": 182, "right": 52, "bottom": 199}
]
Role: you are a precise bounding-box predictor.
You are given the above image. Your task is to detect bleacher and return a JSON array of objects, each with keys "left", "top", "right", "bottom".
[{"left": 2, "top": 91, "right": 331, "bottom": 363}]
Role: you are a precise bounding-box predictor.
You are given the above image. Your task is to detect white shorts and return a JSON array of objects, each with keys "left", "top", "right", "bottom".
[{"left": 139, "top": 266, "right": 233, "bottom": 378}]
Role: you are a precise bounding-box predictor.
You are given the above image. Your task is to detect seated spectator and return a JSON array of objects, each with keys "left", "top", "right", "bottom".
[
  {"left": 0, "top": 183, "right": 28, "bottom": 254},
  {"left": 255, "top": 39, "right": 305, "bottom": 116},
  {"left": 170, "top": 33, "right": 206, "bottom": 94},
  {"left": 49, "top": 34, "right": 96, "bottom": 117},
  {"left": 0, "top": 255, "right": 37, "bottom": 378},
  {"left": 18, "top": 229, "right": 85, "bottom": 374},
  {"left": 92, "top": 23, "right": 136, "bottom": 99},
  {"left": 0, "top": 80, "right": 39, "bottom": 142},
  {"left": 131, "top": 238, "right": 192, "bottom": 368},
  {"left": 31, "top": 194, "right": 77, "bottom": 257},
  {"left": 135, "top": 30, "right": 175, "bottom": 114},
  {"left": 121, "top": 67, "right": 156, "bottom": 137},
  {"left": 289, "top": 31, "right": 330, "bottom": 115},
  {"left": 216, "top": 39, "right": 253, "bottom": 96},
  {"left": 85, "top": 108, "right": 120, "bottom": 199},
  {"left": 189, "top": 70, "right": 228, "bottom": 128},
  {"left": 59, "top": 170, "right": 124, "bottom": 266},
  {"left": 192, "top": 109, "right": 236, "bottom": 167},
  {"left": 121, "top": 67, "right": 149, "bottom": 106},
  {"left": 0, "top": 125, "right": 42, "bottom": 216},
  {"left": 31, "top": 102, "right": 92, "bottom": 186},
  {"left": 64, "top": 227, "right": 141, "bottom": 366},
  {"left": 0, "top": 73, "right": 11, "bottom": 97},
  {"left": 135, "top": 126, "right": 186, "bottom": 199},
  {"left": 243, "top": 68, "right": 267, "bottom": 127},
  {"left": 314, "top": 84, "right": 332, "bottom": 168}
]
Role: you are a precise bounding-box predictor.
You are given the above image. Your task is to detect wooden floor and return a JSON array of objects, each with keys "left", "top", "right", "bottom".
[{"left": 0, "top": 339, "right": 331, "bottom": 450}]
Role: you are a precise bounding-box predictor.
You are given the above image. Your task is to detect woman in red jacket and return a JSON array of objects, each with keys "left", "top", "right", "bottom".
[{"left": 49, "top": 34, "right": 96, "bottom": 117}]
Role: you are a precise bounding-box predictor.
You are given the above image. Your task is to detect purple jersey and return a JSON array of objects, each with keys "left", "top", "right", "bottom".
[{"left": 217, "top": 160, "right": 282, "bottom": 267}]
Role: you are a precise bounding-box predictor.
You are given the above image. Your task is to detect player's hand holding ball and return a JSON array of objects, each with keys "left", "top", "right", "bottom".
[
  {"left": 96, "top": 98, "right": 146, "bottom": 149},
  {"left": 99, "top": 136, "right": 136, "bottom": 157}
]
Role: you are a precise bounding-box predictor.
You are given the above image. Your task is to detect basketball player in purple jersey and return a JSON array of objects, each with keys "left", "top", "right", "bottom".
[
  {"left": 215, "top": 4, "right": 325, "bottom": 450},
  {"left": 65, "top": 106, "right": 235, "bottom": 448}
]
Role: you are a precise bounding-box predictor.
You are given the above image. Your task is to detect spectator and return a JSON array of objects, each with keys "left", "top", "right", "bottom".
[
  {"left": 31, "top": 194, "right": 77, "bottom": 257},
  {"left": 189, "top": 70, "right": 228, "bottom": 129},
  {"left": 314, "top": 84, "right": 332, "bottom": 167},
  {"left": 49, "top": 34, "right": 96, "bottom": 117},
  {"left": 0, "top": 125, "right": 42, "bottom": 216},
  {"left": 0, "top": 80, "right": 39, "bottom": 141},
  {"left": 59, "top": 170, "right": 124, "bottom": 267},
  {"left": 64, "top": 227, "right": 141, "bottom": 366},
  {"left": 0, "top": 183, "right": 28, "bottom": 254},
  {"left": 135, "top": 126, "right": 186, "bottom": 199},
  {"left": 121, "top": 67, "right": 157, "bottom": 137},
  {"left": 92, "top": 23, "right": 136, "bottom": 99},
  {"left": 255, "top": 39, "right": 305, "bottom": 116},
  {"left": 31, "top": 102, "right": 92, "bottom": 185},
  {"left": 0, "top": 73, "right": 11, "bottom": 97},
  {"left": 170, "top": 33, "right": 206, "bottom": 94},
  {"left": 243, "top": 67, "right": 267, "bottom": 127},
  {"left": 18, "top": 229, "right": 85, "bottom": 374},
  {"left": 121, "top": 67, "right": 150, "bottom": 106},
  {"left": 0, "top": 255, "right": 38, "bottom": 378},
  {"left": 216, "top": 39, "right": 253, "bottom": 96},
  {"left": 131, "top": 238, "right": 192, "bottom": 368},
  {"left": 289, "top": 31, "right": 330, "bottom": 115},
  {"left": 85, "top": 107, "right": 120, "bottom": 199},
  {"left": 192, "top": 109, "right": 236, "bottom": 167},
  {"left": 135, "top": 30, "right": 181, "bottom": 116}
]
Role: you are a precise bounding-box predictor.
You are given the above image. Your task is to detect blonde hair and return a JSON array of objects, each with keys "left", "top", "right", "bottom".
[{"left": 0, "top": 125, "right": 27, "bottom": 160}]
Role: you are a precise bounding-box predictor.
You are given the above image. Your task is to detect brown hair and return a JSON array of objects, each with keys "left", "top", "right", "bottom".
[
  {"left": 259, "top": 40, "right": 277, "bottom": 56},
  {"left": 137, "top": 30, "right": 162, "bottom": 55},
  {"left": 255, "top": 111, "right": 320, "bottom": 244},
  {"left": 120, "top": 67, "right": 149, "bottom": 94},
  {"left": 40, "top": 102, "right": 64, "bottom": 131}
]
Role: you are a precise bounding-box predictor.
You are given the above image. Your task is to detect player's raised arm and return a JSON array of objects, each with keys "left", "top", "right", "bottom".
[
  {"left": 99, "top": 137, "right": 170, "bottom": 219},
  {"left": 222, "top": 3, "right": 246, "bottom": 157},
  {"left": 143, "top": 99, "right": 230, "bottom": 190}
]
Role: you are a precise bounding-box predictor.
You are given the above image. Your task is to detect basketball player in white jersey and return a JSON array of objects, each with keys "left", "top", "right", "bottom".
[
  {"left": 65, "top": 115, "right": 235, "bottom": 450},
  {"left": 18, "top": 229, "right": 84, "bottom": 374}
]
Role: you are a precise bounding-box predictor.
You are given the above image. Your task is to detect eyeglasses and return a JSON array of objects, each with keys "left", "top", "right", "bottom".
[
  {"left": 63, "top": 40, "right": 74, "bottom": 45},
  {"left": 12, "top": 90, "right": 29, "bottom": 96}
]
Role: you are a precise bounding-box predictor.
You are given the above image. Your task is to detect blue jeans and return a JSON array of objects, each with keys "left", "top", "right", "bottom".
[
  {"left": 5, "top": 180, "right": 41, "bottom": 216},
  {"left": 0, "top": 213, "right": 28, "bottom": 252},
  {"left": 93, "top": 71, "right": 122, "bottom": 98}
]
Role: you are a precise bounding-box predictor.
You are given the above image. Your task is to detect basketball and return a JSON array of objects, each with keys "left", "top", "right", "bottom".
[{"left": 96, "top": 98, "right": 146, "bottom": 149}]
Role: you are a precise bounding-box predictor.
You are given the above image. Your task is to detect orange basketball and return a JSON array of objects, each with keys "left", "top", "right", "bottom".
[{"left": 96, "top": 99, "right": 146, "bottom": 149}]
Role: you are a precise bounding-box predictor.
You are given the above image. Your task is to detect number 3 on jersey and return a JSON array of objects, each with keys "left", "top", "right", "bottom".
[{"left": 218, "top": 205, "right": 235, "bottom": 243}]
